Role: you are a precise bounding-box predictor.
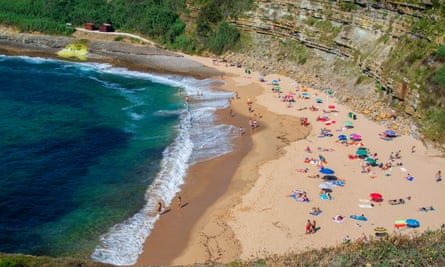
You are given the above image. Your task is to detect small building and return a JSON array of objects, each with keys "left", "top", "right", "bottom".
[
  {"left": 84, "top": 22, "right": 95, "bottom": 31},
  {"left": 99, "top": 23, "right": 114, "bottom": 32}
]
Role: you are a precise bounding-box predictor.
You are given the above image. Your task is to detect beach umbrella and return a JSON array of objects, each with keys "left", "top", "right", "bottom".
[
  {"left": 302, "top": 92, "right": 309, "bottom": 98},
  {"left": 316, "top": 98, "right": 323, "bottom": 103},
  {"left": 366, "top": 157, "right": 376, "bottom": 164},
  {"left": 384, "top": 130, "right": 397, "bottom": 137},
  {"left": 338, "top": 134, "right": 347, "bottom": 141},
  {"left": 319, "top": 167, "right": 335, "bottom": 175},
  {"left": 370, "top": 193, "right": 383, "bottom": 202},
  {"left": 344, "top": 120, "right": 354, "bottom": 128},
  {"left": 272, "top": 79, "right": 279, "bottom": 84},
  {"left": 406, "top": 219, "right": 420, "bottom": 228},
  {"left": 374, "top": 226, "right": 387, "bottom": 232},
  {"left": 351, "top": 134, "right": 362, "bottom": 141},
  {"left": 356, "top": 149, "right": 368, "bottom": 156},
  {"left": 374, "top": 226, "right": 388, "bottom": 237},
  {"left": 328, "top": 105, "right": 336, "bottom": 110}
]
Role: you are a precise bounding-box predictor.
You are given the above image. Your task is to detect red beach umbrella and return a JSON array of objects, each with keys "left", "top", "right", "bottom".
[{"left": 370, "top": 193, "right": 383, "bottom": 202}]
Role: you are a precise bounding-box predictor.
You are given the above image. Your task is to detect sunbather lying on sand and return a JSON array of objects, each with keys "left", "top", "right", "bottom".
[
  {"left": 388, "top": 198, "right": 405, "bottom": 205},
  {"left": 419, "top": 206, "right": 435, "bottom": 212}
]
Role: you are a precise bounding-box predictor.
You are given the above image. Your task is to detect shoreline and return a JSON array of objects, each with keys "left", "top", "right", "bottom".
[
  {"left": 136, "top": 69, "right": 310, "bottom": 265},
  {"left": 154, "top": 55, "right": 445, "bottom": 265},
  {"left": 1, "top": 34, "right": 262, "bottom": 265},
  {"left": 2, "top": 31, "right": 444, "bottom": 266},
  {"left": 134, "top": 84, "right": 254, "bottom": 265}
]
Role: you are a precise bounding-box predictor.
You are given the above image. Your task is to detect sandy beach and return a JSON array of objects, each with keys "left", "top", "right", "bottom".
[
  {"left": 1, "top": 30, "right": 443, "bottom": 265},
  {"left": 136, "top": 54, "right": 445, "bottom": 266}
]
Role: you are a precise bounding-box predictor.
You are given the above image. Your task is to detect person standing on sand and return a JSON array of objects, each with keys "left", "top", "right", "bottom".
[
  {"left": 157, "top": 201, "right": 163, "bottom": 214},
  {"left": 177, "top": 196, "right": 182, "bottom": 209},
  {"left": 305, "top": 219, "right": 312, "bottom": 234},
  {"left": 436, "top": 170, "right": 442, "bottom": 182},
  {"left": 311, "top": 220, "right": 317, "bottom": 233}
]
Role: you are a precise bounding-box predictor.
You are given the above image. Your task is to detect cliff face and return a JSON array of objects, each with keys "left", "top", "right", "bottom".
[{"left": 220, "top": 0, "right": 444, "bottom": 138}]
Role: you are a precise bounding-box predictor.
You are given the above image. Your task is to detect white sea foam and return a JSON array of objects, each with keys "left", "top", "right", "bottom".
[
  {"left": 91, "top": 110, "right": 193, "bottom": 265},
  {"left": 0, "top": 56, "right": 234, "bottom": 265},
  {"left": 89, "top": 64, "right": 236, "bottom": 265}
]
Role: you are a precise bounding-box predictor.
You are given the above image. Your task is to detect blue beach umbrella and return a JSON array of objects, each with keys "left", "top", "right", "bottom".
[
  {"left": 316, "top": 98, "right": 323, "bottom": 103},
  {"left": 338, "top": 134, "right": 347, "bottom": 141},
  {"left": 272, "top": 79, "right": 279, "bottom": 84},
  {"left": 319, "top": 167, "right": 335, "bottom": 175},
  {"left": 406, "top": 219, "right": 420, "bottom": 228},
  {"left": 384, "top": 130, "right": 397, "bottom": 137}
]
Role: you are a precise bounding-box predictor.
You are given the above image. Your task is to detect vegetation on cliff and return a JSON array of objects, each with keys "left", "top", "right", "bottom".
[{"left": 0, "top": 0, "right": 251, "bottom": 55}]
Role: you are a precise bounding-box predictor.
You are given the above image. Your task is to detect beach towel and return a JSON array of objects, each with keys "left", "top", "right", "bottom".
[
  {"left": 328, "top": 180, "right": 345, "bottom": 187},
  {"left": 358, "top": 203, "right": 374, "bottom": 208},
  {"left": 350, "top": 215, "right": 368, "bottom": 221},
  {"left": 394, "top": 220, "right": 407, "bottom": 229},
  {"left": 419, "top": 206, "right": 435, "bottom": 212},
  {"left": 320, "top": 194, "right": 329, "bottom": 200},
  {"left": 309, "top": 210, "right": 323, "bottom": 216},
  {"left": 332, "top": 215, "right": 345, "bottom": 223}
]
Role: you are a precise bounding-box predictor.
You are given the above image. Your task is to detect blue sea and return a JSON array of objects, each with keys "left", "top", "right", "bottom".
[{"left": 0, "top": 55, "right": 235, "bottom": 265}]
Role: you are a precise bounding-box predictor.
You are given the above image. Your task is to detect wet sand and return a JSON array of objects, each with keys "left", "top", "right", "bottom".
[{"left": 3, "top": 31, "right": 443, "bottom": 266}]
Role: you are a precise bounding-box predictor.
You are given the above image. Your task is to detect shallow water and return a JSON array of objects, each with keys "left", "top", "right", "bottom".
[{"left": 0, "top": 55, "right": 235, "bottom": 265}]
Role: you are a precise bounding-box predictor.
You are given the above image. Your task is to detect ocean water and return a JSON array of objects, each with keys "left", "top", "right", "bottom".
[{"left": 0, "top": 55, "right": 235, "bottom": 265}]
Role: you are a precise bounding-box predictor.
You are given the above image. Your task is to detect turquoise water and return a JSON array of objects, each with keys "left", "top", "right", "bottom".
[{"left": 0, "top": 55, "right": 235, "bottom": 265}]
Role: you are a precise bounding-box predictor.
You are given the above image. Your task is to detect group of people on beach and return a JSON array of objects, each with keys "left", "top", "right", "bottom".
[{"left": 305, "top": 219, "right": 318, "bottom": 234}]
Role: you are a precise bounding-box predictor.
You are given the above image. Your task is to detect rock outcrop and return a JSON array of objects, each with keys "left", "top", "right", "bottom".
[{"left": 211, "top": 0, "right": 443, "bottom": 141}]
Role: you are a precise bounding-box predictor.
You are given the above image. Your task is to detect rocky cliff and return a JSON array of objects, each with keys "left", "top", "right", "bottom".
[{"left": 215, "top": 0, "right": 444, "bottom": 142}]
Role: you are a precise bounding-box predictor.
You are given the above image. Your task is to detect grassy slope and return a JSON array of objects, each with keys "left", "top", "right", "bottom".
[{"left": 1, "top": 228, "right": 444, "bottom": 266}]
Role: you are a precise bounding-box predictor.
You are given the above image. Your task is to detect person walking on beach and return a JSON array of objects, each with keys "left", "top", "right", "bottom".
[
  {"left": 436, "top": 170, "right": 442, "bottom": 182},
  {"left": 177, "top": 196, "right": 182, "bottom": 209},
  {"left": 157, "top": 201, "right": 163, "bottom": 214},
  {"left": 305, "top": 219, "right": 312, "bottom": 234},
  {"left": 311, "top": 220, "right": 317, "bottom": 233}
]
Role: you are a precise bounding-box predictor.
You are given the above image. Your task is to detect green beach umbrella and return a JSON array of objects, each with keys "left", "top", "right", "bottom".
[
  {"left": 344, "top": 120, "right": 353, "bottom": 128},
  {"left": 356, "top": 149, "right": 368, "bottom": 156},
  {"left": 366, "top": 157, "right": 376, "bottom": 164}
]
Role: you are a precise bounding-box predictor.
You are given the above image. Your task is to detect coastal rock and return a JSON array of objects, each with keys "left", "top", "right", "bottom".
[{"left": 0, "top": 31, "right": 221, "bottom": 78}]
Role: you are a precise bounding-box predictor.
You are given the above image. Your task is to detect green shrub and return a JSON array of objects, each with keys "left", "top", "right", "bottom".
[
  {"left": 432, "top": 66, "right": 445, "bottom": 88},
  {"left": 423, "top": 109, "right": 445, "bottom": 143},
  {"left": 207, "top": 22, "right": 240, "bottom": 55},
  {"left": 171, "top": 35, "right": 196, "bottom": 54},
  {"left": 114, "top": 36, "right": 124, "bottom": 41},
  {"left": 438, "top": 45, "right": 445, "bottom": 58},
  {"left": 340, "top": 2, "right": 357, "bottom": 12}
]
